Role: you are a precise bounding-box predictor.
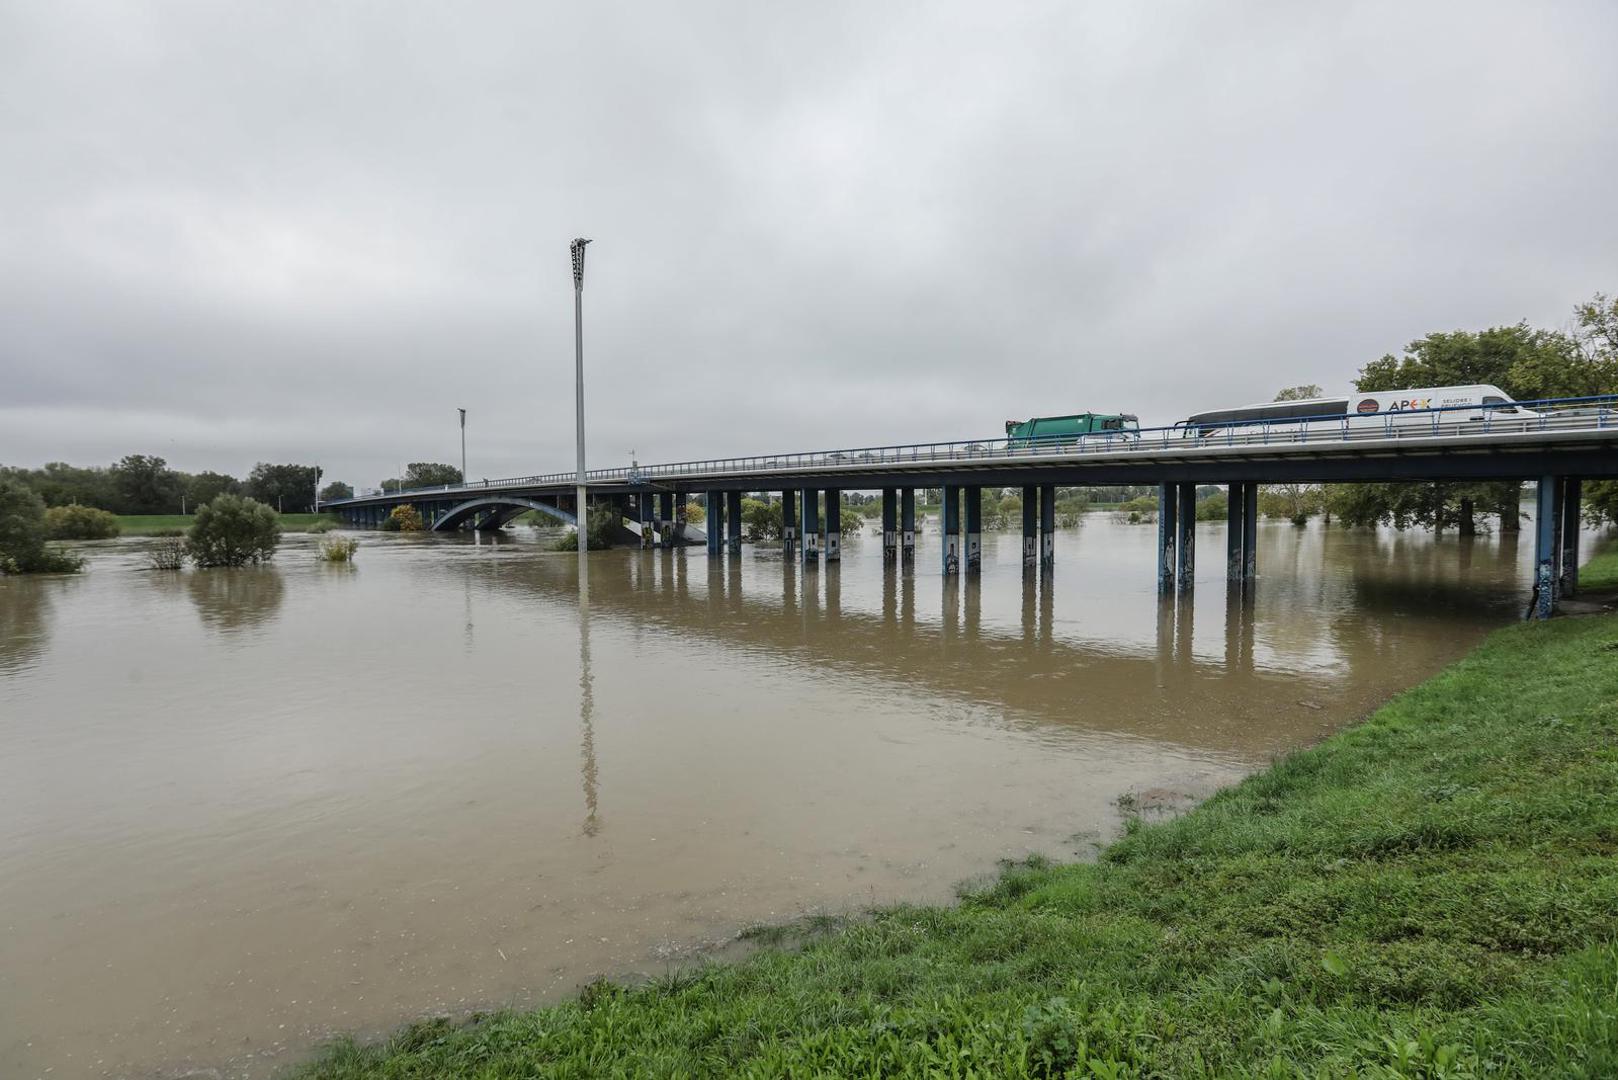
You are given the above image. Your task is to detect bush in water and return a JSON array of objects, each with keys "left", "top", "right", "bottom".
[
  {"left": 186, "top": 494, "right": 280, "bottom": 567},
  {"left": 43, "top": 504, "right": 121, "bottom": 540},
  {"left": 0, "top": 478, "right": 83, "bottom": 574}
]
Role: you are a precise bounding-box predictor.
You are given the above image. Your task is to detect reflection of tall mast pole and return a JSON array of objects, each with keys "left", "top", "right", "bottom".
[{"left": 578, "top": 559, "right": 599, "bottom": 836}]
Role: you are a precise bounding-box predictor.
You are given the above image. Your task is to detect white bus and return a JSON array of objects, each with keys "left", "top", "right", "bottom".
[{"left": 1179, "top": 384, "right": 1535, "bottom": 438}]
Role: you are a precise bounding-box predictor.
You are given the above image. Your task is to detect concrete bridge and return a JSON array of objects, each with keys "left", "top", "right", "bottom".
[{"left": 327, "top": 396, "right": 1618, "bottom": 618}]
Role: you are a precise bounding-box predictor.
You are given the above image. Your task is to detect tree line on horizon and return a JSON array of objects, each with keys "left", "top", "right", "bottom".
[{"left": 0, "top": 459, "right": 468, "bottom": 516}]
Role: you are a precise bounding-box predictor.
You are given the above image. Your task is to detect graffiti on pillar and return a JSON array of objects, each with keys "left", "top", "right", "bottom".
[
  {"left": 826, "top": 533, "right": 840, "bottom": 560},
  {"left": 966, "top": 535, "right": 981, "bottom": 572},
  {"left": 943, "top": 539, "right": 960, "bottom": 575}
]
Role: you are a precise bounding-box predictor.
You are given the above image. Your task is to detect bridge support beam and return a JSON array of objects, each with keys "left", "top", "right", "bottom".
[
  {"left": 800, "top": 488, "right": 820, "bottom": 565},
  {"left": 726, "top": 490, "right": 743, "bottom": 554},
  {"left": 639, "top": 493, "right": 655, "bottom": 548},
  {"left": 1176, "top": 482, "right": 1196, "bottom": 593},
  {"left": 1561, "top": 478, "right": 1582, "bottom": 598},
  {"left": 1038, "top": 485, "right": 1056, "bottom": 569},
  {"left": 1157, "top": 484, "right": 1177, "bottom": 593},
  {"left": 1532, "top": 475, "right": 1562, "bottom": 620},
  {"left": 881, "top": 489, "right": 897, "bottom": 563},
  {"left": 782, "top": 489, "right": 798, "bottom": 559},
  {"left": 1227, "top": 483, "right": 1244, "bottom": 582},
  {"left": 706, "top": 491, "right": 723, "bottom": 557},
  {"left": 824, "top": 489, "right": 841, "bottom": 562},
  {"left": 964, "top": 485, "right": 982, "bottom": 574},
  {"left": 900, "top": 488, "right": 916, "bottom": 563},
  {"left": 941, "top": 485, "right": 961, "bottom": 575},
  {"left": 1021, "top": 485, "right": 1037, "bottom": 568},
  {"left": 1243, "top": 483, "right": 1258, "bottom": 582},
  {"left": 658, "top": 491, "right": 674, "bottom": 547}
]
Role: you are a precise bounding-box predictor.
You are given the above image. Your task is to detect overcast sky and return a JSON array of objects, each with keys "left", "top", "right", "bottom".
[{"left": 2, "top": 1, "right": 1615, "bottom": 488}]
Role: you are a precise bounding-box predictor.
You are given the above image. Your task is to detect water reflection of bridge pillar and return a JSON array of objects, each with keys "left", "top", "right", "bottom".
[
  {"left": 577, "top": 559, "right": 600, "bottom": 837},
  {"left": 942, "top": 575, "right": 960, "bottom": 647},
  {"left": 882, "top": 564, "right": 896, "bottom": 630},
  {"left": 825, "top": 563, "right": 841, "bottom": 623},
  {"left": 963, "top": 576, "right": 981, "bottom": 640},
  {"left": 1223, "top": 587, "right": 1255, "bottom": 675},
  {"left": 1021, "top": 577, "right": 1035, "bottom": 646},
  {"left": 901, "top": 569, "right": 915, "bottom": 635}
]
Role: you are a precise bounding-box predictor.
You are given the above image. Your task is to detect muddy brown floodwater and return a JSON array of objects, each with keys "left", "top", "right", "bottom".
[{"left": 0, "top": 516, "right": 1554, "bottom": 1078}]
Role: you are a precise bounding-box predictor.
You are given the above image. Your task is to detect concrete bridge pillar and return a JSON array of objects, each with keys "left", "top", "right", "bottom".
[
  {"left": 964, "top": 485, "right": 982, "bottom": 574},
  {"left": 1021, "top": 485, "right": 1037, "bottom": 568},
  {"left": 881, "top": 489, "right": 897, "bottom": 563},
  {"left": 782, "top": 489, "right": 798, "bottom": 559},
  {"left": 824, "top": 489, "right": 841, "bottom": 562},
  {"left": 726, "top": 491, "right": 744, "bottom": 554},
  {"left": 1243, "top": 483, "right": 1258, "bottom": 582},
  {"left": 800, "top": 488, "right": 820, "bottom": 565},
  {"left": 706, "top": 491, "right": 723, "bottom": 556},
  {"left": 941, "top": 485, "right": 961, "bottom": 575},
  {"left": 657, "top": 491, "right": 674, "bottom": 546},
  {"left": 1038, "top": 485, "right": 1056, "bottom": 569},
  {"left": 900, "top": 488, "right": 916, "bottom": 563},
  {"left": 1176, "top": 482, "right": 1197, "bottom": 593},
  {"left": 1561, "top": 478, "right": 1582, "bottom": 598},
  {"left": 1227, "top": 483, "right": 1245, "bottom": 583},
  {"left": 1533, "top": 475, "right": 1564, "bottom": 619},
  {"left": 639, "top": 493, "right": 655, "bottom": 548},
  {"left": 1157, "top": 483, "right": 1177, "bottom": 594}
]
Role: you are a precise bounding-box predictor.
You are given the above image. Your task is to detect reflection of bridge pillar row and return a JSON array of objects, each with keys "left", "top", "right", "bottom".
[
  {"left": 781, "top": 489, "right": 798, "bottom": 559},
  {"left": 1157, "top": 483, "right": 1177, "bottom": 593},
  {"left": 1533, "top": 475, "right": 1562, "bottom": 619},
  {"left": 1243, "top": 483, "right": 1258, "bottom": 582},
  {"left": 800, "top": 488, "right": 820, "bottom": 564},
  {"left": 900, "top": 488, "right": 916, "bottom": 563},
  {"left": 706, "top": 491, "right": 723, "bottom": 556},
  {"left": 881, "top": 488, "right": 897, "bottom": 563},
  {"left": 726, "top": 490, "right": 743, "bottom": 554},
  {"left": 964, "top": 485, "right": 982, "bottom": 574},
  {"left": 1038, "top": 485, "right": 1055, "bottom": 569},
  {"left": 1175, "top": 482, "right": 1197, "bottom": 593},
  {"left": 941, "top": 484, "right": 961, "bottom": 575},
  {"left": 1021, "top": 484, "right": 1037, "bottom": 567},
  {"left": 1226, "top": 483, "right": 1245, "bottom": 583},
  {"left": 824, "top": 488, "right": 841, "bottom": 562},
  {"left": 638, "top": 493, "right": 655, "bottom": 548},
  {"left": 1560, "top": 477, "right": 1582, "bottom": 598}
]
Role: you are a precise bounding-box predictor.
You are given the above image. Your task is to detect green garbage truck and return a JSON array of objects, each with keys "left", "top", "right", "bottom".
[{"left": 1005, "top": 412, "right": 1139, "bottom": 447}]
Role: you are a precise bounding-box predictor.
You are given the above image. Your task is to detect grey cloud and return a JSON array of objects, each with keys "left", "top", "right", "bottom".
[{"left": 2, "top": 1, "right": 1615, "bottom": 487}]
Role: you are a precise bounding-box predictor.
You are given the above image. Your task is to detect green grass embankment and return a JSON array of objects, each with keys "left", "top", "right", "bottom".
[
  {"left": 300, "top": 615, "right": 1618, "bottom": 1078},
  {"left": 1581, "top": 535, "right": 1618, "bottom": 593},
  {"left": 115, "top": 512, "right": 339, "bottom": 535}
]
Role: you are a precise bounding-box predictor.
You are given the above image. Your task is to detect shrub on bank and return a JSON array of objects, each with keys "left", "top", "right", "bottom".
[
  {"left": 43, "top": 504, "right": 121, "bottom": 540},
  {"left": 146, "top": 536, "right": 187, "bottom": 571},
  {"left": 0, "top": 478, "right": 84, "bottom": 574},
  {"left": 186, "top": 494, "right": 280, "bottom": 567}
]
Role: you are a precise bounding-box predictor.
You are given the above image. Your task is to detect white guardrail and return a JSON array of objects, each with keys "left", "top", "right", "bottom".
[{"left": 349, "top": 396, "right": 1616, "bottom": 502}]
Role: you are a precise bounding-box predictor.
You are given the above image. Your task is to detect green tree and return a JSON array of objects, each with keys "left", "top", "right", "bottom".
[
  {"left": 741, "top": 497, "right": 782, "bottom": 541},
  {"left": 1259, "top": 484, "right": 1324, "bottom": 526},
  {"left": 186, "top": 495, "right": 281, "bottom": 567},
  {"left": 245, "top": 463, "right": 320, "bottom": 513},
  {"left": 21, "top": 462, "right": 117, "bottom": 509},
  {"left": 43, "top": 505, "right": 120, "bottom": 539},
  {"left": 185, "top": 470, "right": 241, "bottom": 508},
  {"left": 111, "top": 454, "right": 184, "bottom": 515},
  {"left": 0, "top": 478, "right": 83, "bottom": 574},
  {"left": 404, "top": 463, "right": 463, "bottom": 487},
  {"left": 1273, "top": 384, "right": 1324, "bottom": 401},
  {"left": 319, "top": 480, "right": 354, "bottom": 503}
]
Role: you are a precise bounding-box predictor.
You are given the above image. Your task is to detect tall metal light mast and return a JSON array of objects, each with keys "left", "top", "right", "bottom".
[{"left": 571, "top": 238, "right": 591, "bottom": 556}]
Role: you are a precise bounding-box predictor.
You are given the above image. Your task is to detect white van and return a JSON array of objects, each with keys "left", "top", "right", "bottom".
[{"left": 1180, "top": 384, "right": 1535, "bottom": 439}]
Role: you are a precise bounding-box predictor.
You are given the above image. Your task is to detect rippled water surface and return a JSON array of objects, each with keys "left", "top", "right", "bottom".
[{"left": 0, "top": 517, "right": 1548, "bottom": 1078}]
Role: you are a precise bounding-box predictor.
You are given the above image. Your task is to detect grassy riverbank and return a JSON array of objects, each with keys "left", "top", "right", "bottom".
[
  {"left": 1582, "top": 535, "right": 1618, "bottom": 593},
  {"left": 115, "top": 512, "right": 339, "bottom": 535},
  {"left": 300, "top": 614, "right": 1618, "bottom": 1078}
]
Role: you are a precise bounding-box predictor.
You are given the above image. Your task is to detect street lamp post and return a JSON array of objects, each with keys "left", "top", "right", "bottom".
[
  {"left": 571, "top": 238, "right": 591, "bottom": 557},
  {"left": 458, "top": 408, "right": 467, "bottom": 485}
]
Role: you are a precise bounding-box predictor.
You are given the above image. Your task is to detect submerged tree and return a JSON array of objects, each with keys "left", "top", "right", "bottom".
[
  {"left": 0, "top": 479, "right": 84, "bottom": 574},
  {"left": 187, "top": 494, "right": 281, "bottom": 567}
]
